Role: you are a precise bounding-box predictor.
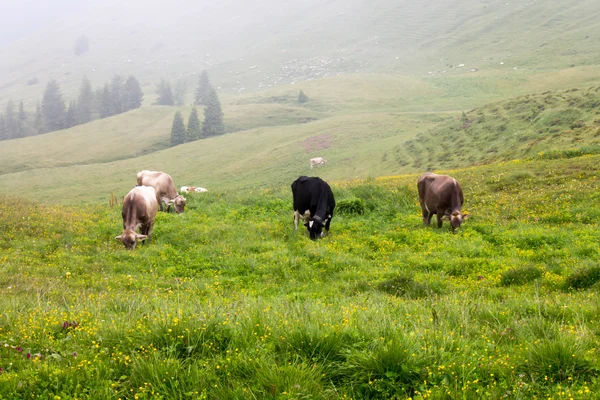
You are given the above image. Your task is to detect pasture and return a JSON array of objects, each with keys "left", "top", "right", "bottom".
[{"left": 1, "top": 155, "right": 599, "bottom": 398}]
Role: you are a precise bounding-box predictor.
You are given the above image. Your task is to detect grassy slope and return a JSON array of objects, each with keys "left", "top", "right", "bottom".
[
  {"left": 1, "top": 155, "right": 599, "bottom": 397},
  {"left": 0, "top": 113, "right": 443, "bottom": 204},
  {"left": 402, "top": 84, "right": 600, "bottom": 171},
  {"left": 5, "top": 72, "right": 600, "bottom": 204},
  {"left": 0, "top": 102, "right": 323, "bottom": 175}
]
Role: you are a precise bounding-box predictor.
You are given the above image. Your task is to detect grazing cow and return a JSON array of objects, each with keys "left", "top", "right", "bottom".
[
  {"left": 115, "top": 186, "right": 158, "bottom": 249},
  {"left": 136, "top": 170, "right": 186, "bottom": 213},
  {"left": 291, "top": 176, "right": 336, "bottom": 240},
  {"left": 180, "top": 186, "right": 208, "bottom": 193},
  {"left": 309, "top": 157, "right": 327, "bottom": 169},
  {"left": 417, "top": 172, "right": 470, "bottom": 232}
]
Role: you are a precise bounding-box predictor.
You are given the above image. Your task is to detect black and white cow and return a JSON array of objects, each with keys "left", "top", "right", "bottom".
[{"left": 291, "top": 176, "right": 336, "bottom": 240}]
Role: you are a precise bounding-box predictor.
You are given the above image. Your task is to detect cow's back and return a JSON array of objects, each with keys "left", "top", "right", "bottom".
[
  {"left": 292, "top": 176, "right": 334, "bottom": 217},
  {"left": 418, "top": 173, "right": 462, "bottom": 211},
  {"left": 123, "top": 186, "right": 158, "bottom": 226},
  {"left": 137, "top": 170, "right": 177, "bottom": 199}
]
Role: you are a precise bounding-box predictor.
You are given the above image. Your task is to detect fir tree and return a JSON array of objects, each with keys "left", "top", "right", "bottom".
[
  {"left": 41, "top": 80, "right": 66, "bottom": 132},
  {"left": 186, "top": 108, "right": 202, "bottom": 142},
  {"left": 98, "top": 84, "right": 112, "bottom": 118},
  {"left": 170, "top": 111, "right": 186, "bottom": 146},
  {"left": 34, "top": 103, "right": 44, "bottom": 134},
  {"left": 5, "top": 100, "right": 15, "bottom": 139},
  {"left": 65, "top": 100, "right": 78, "bottom": 128},
  {"left": 297, "top": 90, "right": 308, "bottom": 103},
  {"left": 174, "top": 79, "right": 187, "bottom": 106},
  {"left": 194, "top": 70, "right": 211, "bottom": 106},
  {"left": 17, "top": 101, "right": 27, "bottom": 137},
  {"left": 155, "top": 80, "right": 174, "bottom": 106},
  {"left": 122, "top": 76, "right": 143, "bottom": 111},
  {"left": 77, "top": 76, "right": 94, "bottom": 124},
  {"left": 110, "top": 75, "right": 123, "bottom": 115},
  {"left": 0, "top": 115, "right": 6, "bottom": 140},
  {"left": 202, "top": 88, "right": 225, "bottom": 137}
]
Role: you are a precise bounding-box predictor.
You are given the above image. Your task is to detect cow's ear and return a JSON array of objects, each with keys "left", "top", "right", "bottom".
[
  {"left": 462, "top": 213, "right": 471, "bottom": 220},
  {"left": 115, "top": 235, "right": 122, "bottom": 240},
  {"left": 137, "top": 234, "right": 148, "bottom": 241}
]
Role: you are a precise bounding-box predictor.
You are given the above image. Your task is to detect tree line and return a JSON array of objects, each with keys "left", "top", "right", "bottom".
[
  {"left": 168, "top": 70, "right": 225, "bottom": 146},
  {"left": 0, "top": 75, "right": 143, "bottom": 141}
]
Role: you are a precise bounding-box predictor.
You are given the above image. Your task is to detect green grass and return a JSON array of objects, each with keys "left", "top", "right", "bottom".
[
  {"left": 0, "top": 112, "right": 443, "bottom": 204},
  {"left": 404, "top": 84, "right": 600, "bottom": 170},
  {"left": 1, "top": 155, "right": 600, "bottom": 398}
]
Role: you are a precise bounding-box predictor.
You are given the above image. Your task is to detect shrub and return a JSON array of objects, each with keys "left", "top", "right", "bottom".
[
  {"left": 500, "top": 266, "right": 542, "bottom": 286},
  {"left": 377, "top": 275, "right": 429, "bottom": 299},
  {"left": 519, "top": 338, "right": 596, "bottom": 382},
  {"left": 337, "top": 198, "right": 365, "bottom": 215},
  {"left": 564, "top": 264, "right": 600, "bottom": 289}
]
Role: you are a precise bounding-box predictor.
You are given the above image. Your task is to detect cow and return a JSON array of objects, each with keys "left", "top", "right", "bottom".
[
  {"left": 180, "top": 186, "right": 208, "bottom": 193},
  {"left": 417, "top": 172, "right": 470, "bottom": 232},
  {"left": 115, "top": 186, "right": 158, "bottom": 249},
  {"left": 291, "top": 176, "right": 336, "bottom": 240},
  {"left": 136, "top": 170, "right": 186, "bottom": 213},
  {"left": 309, "top": 157, "right": 327, "bottom": 169}
]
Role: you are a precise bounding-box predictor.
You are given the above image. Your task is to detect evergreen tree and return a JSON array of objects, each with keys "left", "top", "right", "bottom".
[
  {"left": 5, "top": 100, "right": 15, "bottom": 139},
  {"left": 98, "top": 84, "right": 112, "bottom": 118},
  {"left": 122, "top": 75, "right": 143, "bottom": 111},
  {"left": 34, "top": 103, "right": 44, "bottom": 135},
  {"left": 17, "top": 101, "right": 27, "bottom": 137},
  {"left": 186, "top": 108, "right": 202, "bottom": 142},
  {"left": 65, "top": 100, "right": 78, "bottom": 128},
  {"left": 41, "top": 80, "right": 66, "bottom": 132},
  {"left": 0, "top": 115, "right": 6, "bottom": 140},
  {"left": 110, "top": 75, "right": 123, "bottom": 115},
  {"left": 174, "top": 79, "right": 187, "bottom": 106},
  {"left": 297, "top": 90, "right": 309, "bottom": 103},
  {"left": 170, "top": 111, "right": 186, "bottom": 146},
  {"left": 155, "top": 80, "right": 174, "bottom": 106},
  {"left": 194, "top": 70, "right": 211, "bottom": 106},
  {"left": 202, "top": 88, "right": 225, "bottom": 137},
  {"left": 77, "top": 76, "right": 94, "bottom": 124}
]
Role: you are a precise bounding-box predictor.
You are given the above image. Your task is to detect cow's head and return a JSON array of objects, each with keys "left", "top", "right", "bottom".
[
  {"left": 448, "top": 211, "right": 470, "bottom": 232},
  {"left": 115, "top": 229, "right": 147, "bottom": 249},
  {"left": 304, "top": 215, "right": 330, "bottom": 240},
  {"left": 172, "top": 195, "right": 186, "bottom": 213}
]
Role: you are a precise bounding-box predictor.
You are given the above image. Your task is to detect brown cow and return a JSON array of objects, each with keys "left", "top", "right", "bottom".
[
  {"left": 417, "top": 172, "right": 470, "bottom": 232},
  {"left": 115, "top": 186, "right": 158, "bottom": 249},
  {"left": 136, "top": 170, "right": 186, "bottom": 213}
]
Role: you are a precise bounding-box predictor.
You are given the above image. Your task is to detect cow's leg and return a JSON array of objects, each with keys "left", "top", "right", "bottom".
[
  {"left": 294, "top": 211, "right": 299, "bottom": 230},
  {"left": 421, "top": 207, "right": 430, "bottom": 225},
  {"left": 147, "top": 222, "right": 154, "bottom": 242},
  {"left": 436, "top": 208, "right": 445, "bottom": 228},
  {"left": 325, "top": 213, "right": 333, "bottom": 232}
]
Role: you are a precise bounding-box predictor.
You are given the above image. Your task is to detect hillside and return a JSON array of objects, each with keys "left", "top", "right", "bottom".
[
  {"left": 1, "top": 0, "right": 600, "bottom": 105},
  {"left": 402, "top": 84, "right": 600, "bottom": 171},
  {"left": 1, "top": 155, "right": 600, "bottom": 397}
]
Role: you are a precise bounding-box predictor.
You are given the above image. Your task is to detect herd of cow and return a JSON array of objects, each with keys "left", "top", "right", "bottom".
[{"left": 115, "top": 170, "right": 469, "bottom": 249}]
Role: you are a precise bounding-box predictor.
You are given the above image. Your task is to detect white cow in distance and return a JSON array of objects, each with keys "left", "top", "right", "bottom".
[
  {"left": 180, "top": 186, "right": 208, "bottom": 193},
  {"left": 309, "top": 157, "right": 327, "bottom": 169}
]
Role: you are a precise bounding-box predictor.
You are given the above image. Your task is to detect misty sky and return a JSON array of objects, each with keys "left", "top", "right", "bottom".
[{"left": 0, "top": 0, "right": 87, "bottom": 46}]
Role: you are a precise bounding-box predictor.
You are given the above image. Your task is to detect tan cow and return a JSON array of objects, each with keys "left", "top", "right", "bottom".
[
  {"left": 417, "top": 172, "right": 470, "bottom": 232},
  {"left": 136, "top": 170, "right": 186, "bottom": 213},
  {"left": 180, "top": 186, "right": 208, "bottom": 193},
  {"left": 309, "top": 157, "right": 327, "bottom": 169},
  {"left": 115, "top": 186, "right": 158, "bottom": 249}
]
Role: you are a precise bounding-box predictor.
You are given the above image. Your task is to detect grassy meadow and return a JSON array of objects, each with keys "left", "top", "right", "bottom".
[{"left": 1, "top": 154, "right": 600, "bottom": 398}]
